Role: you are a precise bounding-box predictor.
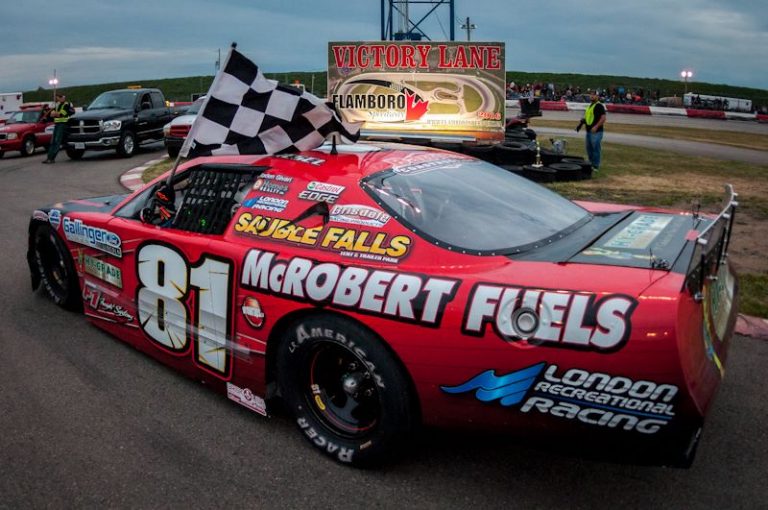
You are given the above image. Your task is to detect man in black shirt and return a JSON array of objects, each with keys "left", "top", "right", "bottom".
[{"left": 576, "top": 91, "right": 607, "bottom": 170}]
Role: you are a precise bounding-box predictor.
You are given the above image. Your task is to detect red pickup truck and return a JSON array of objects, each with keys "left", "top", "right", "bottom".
[{"left": 0, "top": 107, "right": 54, "bottom": 158}]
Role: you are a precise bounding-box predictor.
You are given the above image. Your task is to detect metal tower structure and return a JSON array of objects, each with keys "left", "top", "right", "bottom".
[{"left": 381, "top": 0, "right": 455, "bottom": 41}]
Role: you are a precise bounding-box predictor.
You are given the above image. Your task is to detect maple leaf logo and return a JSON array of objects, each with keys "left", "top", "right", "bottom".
[{"left": 405, "top": 91, "right": 429, "bottom": 121}]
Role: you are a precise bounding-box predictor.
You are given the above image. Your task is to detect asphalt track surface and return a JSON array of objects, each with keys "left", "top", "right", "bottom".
[{"left": 1, "top": 141, "right": 767, "bottom": 509}]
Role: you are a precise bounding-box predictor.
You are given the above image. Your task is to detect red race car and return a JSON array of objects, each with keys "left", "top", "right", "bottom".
[{"left": 27, "top": 143, "right": 739, "bottom": 467}]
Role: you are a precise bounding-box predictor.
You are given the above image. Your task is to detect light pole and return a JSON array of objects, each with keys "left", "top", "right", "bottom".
[
  {"left": 48, "top": 69, "right": 59, "bottom": 103},
  {"left": 680, "top": 70, "right": 692, "bottom": 95}
]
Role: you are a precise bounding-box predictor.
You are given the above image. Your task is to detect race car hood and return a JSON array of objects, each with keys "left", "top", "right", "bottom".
[
  {"left": 72, "top": 109, "right": 131, "bottom": 122},
  {"left": 38, "top": 193, "right": 130, "bottom": 217}
]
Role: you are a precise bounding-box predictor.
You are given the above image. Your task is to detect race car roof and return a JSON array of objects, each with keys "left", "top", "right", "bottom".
[{"left": 175, "top": 141, "right": 473, "bottom": 180}]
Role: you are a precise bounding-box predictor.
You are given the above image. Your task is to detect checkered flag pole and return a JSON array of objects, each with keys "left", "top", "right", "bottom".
[{"left": 180, "top": 44, "right": 360, "bottom": 160}]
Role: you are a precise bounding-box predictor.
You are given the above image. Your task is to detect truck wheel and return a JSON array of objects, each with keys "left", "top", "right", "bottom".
[
  {"left": 66, "top": 148, "right": 85, "bottom": 160},
  {"left": 276, "top": 314, "right": 417, "bottom": 467},
  {"left": 21, "top": 136, "right": 36, "bottom": 157},
  {"left": 167, "top": 146, "right": 180, "bottom": 158},
  {"left": 31, "top": 224, "right": 82, "bottom": 311},
  {"left": 117, "top": 131, "right": 137, "bottom": 158}
]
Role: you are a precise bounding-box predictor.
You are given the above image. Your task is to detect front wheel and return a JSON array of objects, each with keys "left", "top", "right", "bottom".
[
  {"left": 66, "top": 148, "right": 85, "bottom": 160},
  {"left": 21, "top": 136, "right": 36, "bottom": 157},
  {"left": 117, "top": 131, "right": 137, "bottom": 157},
  {"left": 276, "top": 314, "right": 417, "bottom": 467},
  {"left": 32, "top": 224, "right": 81, "bottom": 311}
]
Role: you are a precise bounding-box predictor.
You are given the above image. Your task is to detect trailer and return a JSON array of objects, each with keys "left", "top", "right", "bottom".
[
  {"left": 0, "top": 92, "right": 24, "bottom": 124},
  {"left": 684, "top": 92, "right": 752, "bottom": 113}
]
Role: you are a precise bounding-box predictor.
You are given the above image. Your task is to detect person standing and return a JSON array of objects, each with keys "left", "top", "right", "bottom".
[
  {"left": 42, "top": 93, "right": 74, "bottom": 164},
  {"left": 576, "top": 91, "right": 606, "bottom": 170}
]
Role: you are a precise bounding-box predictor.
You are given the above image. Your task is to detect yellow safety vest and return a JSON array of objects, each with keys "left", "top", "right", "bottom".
[
  {"left": 54, "top": 102, "right": 71, "bottom": 123},
  {"left": 584, "top": 102, "right": 603, "bottom": 126}
]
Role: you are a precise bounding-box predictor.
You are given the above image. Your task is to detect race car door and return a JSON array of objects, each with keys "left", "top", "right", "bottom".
[{"left": 105, "top": 203, "right": 237, "bottom": 382}]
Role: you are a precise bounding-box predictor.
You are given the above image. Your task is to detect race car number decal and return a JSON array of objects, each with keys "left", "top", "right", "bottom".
[{"left": 136, "top": 243, "right": 233, "bottom": 378}]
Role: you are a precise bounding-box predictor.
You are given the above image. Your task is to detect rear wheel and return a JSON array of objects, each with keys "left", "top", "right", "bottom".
[
  {"left": 32, "top": 224, "right": 81, "bottom": 311},
  {"left": 277, "top": 314, "right": 416, "bottom": 467},
  {"left": 21, "top": 136, "right": 36, "bottom": 157},
  {"left": 117, "top": 131, "right": 137, "bottom": 157},
  {"left": 66, "top": 148, "right": 85, "bottom": 160}
]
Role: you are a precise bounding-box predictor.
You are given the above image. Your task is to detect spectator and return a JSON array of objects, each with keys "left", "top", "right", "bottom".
[{"left": 575, "top": 91, "right": 607, "bottom": 171}]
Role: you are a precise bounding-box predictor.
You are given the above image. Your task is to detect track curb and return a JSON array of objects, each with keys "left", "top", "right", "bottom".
[{"left": 119, "top": 155, "right": 169, "bottom": 191}]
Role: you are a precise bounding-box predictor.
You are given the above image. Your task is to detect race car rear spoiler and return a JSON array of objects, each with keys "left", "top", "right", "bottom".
[{"left": 684, "top": 184, "right": 738, "bottom": 301}]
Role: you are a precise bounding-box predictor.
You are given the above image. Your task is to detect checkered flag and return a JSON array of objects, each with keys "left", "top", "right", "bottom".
[{"left": 181, "top": 46, "right": 360, "bottom": 158}]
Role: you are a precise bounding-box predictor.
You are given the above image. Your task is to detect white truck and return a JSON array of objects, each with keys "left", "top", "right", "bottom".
[{"left": 0, "top": 92, "right": 23, "bottom": 124}]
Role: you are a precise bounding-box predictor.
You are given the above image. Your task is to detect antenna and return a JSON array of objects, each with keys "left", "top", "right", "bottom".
[{"left": 460, "top": 16, "right": 476, "bottom": 41}]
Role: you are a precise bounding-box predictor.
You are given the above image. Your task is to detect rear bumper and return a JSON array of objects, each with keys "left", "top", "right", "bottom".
[{"left": 164, "top": 136, "right": 185, "bottom": 149}]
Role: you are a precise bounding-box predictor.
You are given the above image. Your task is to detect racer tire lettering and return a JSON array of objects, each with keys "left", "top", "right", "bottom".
[
  {"left": 276, "top": 314, "right": 416, "bottom": 467},
  {"left": 32, "top": 224, "right": 82, "bottom": 311}
]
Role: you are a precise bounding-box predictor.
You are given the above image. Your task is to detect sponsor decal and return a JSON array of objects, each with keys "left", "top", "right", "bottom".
[
  {"left": 442, "top": 363, "right": 678, "bottom": 435},
  {"left": 83, "top": 254, "right": 122, "bottom": 288},
  {"left": 253, "top": 178, "right": 290, "bottom": 195},
  {"left": 32, "top": 210, "right": 49, "bottom": 222},
  {"left": 463, "top": 284, "right": 638, "bottom": 352},
  {"left": 391, "top": 155, "right": 468, "bottom": 175},
  {"left": 241, "top": 249, "right": 458, "bottom": 327},
  {"left": 227, "top": 382, "right": 267, "bottom": 416},
  {"left": 235, "top": 212, "right": 411, "bottom": 262},
  {"left": 83, "top": 285, "right": 134, "bottom": 324},
  {"left": 62, "top": 218, "right": 122, "bottom": 258},
  {"left": 243, "top": 196, "right": 289, "bottom": 213},
  {"left": 330, "top": 204, "right": 391, "bottom": 228},
  {"left": 274, "top": 154, "right": 325, "bottom": 167},
  {"left": 241, "top": 296, "right": 265, "bottom": 328},
  {"left": 298, "top": 181, "right": 346, "bottom": 204},
  {"left": 48, "top": 209, "right": 61, "bottom": 229},
  {"left": 604, "top": 214, "right": 672, "bottom": 250}
]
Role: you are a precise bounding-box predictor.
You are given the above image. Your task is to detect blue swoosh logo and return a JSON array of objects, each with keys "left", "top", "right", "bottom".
[{"left": 441, "top": 362, "right": 545, "bottom": 406}]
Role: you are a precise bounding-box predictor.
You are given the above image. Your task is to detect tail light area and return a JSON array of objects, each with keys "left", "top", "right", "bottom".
[{"left": 169, "top": 124, "right": 191, "bottom": 138}]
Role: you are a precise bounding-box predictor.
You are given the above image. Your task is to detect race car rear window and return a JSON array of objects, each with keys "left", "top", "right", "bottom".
[{"left": 362, "top": 158, "right": 591, "bottom": 255}]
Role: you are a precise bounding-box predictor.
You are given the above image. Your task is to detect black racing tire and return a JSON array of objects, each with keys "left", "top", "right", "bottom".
[
  {"left": 540, "top": 149, "right": 563, "bottom": 165},
  {"left": 464, "top": 144, "right": 495, "bottom": 162},
  {"left": 524, "top": 128, "right": 537, "bottom": 140},
  {"left": 116, "top": 130, "right": 137, "bottom": 158},
  {"left": 66, "top": 148, "right": 85, "bottom": 160},
  {"left": 21, "top": 136, "right": 36, "bottom": 157},
  {"left": 499, "top": 164, "right": 524, "bottom": 176},
  {"left": 276, "top": 314, "right": 417, "bottom": 467},
  {"left": 522, "top": 165, "right": 557, "bottom": 183},
  {"left": 166, "top": 145, "right": 180, "bottom": 158},
  {"left": 548, "top": 162, "right": 583, "bottom": 182},
  {"left": 561, "top": 157, "right": 593, "bottom": 180},
  {"left": 430, "top": 141, "right": 464, "bottom": 153},
  {"left": 31, "top": 224, "right": 81, "bottom": 311},
  {"left": 0, "top": 150, "right": 4, "bottom": 158}
]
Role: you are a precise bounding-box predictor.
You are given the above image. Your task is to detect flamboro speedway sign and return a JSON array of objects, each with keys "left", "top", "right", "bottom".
[{"left": 328, "top": 41, "right": 506, "bottom": 142}]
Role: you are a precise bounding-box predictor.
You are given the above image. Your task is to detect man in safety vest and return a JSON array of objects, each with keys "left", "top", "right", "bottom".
[
  {"left": 42, "top": 93, "right": 75, "bottom": 164},
  {"left": 576, "top": 91, "right": 607, "bottom": 170}
]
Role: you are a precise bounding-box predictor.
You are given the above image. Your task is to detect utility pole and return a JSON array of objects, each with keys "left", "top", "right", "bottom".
[
  {"left": 460, "top": 16, "right": 476, "bottom": 41},
  {"left": 215, "top": 48, "right": 221, "bottom": 73}
]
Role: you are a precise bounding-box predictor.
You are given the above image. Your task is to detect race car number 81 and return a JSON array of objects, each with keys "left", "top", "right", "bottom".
[{"left": 137, "top": 243, "right": 233, "bottom": 377}]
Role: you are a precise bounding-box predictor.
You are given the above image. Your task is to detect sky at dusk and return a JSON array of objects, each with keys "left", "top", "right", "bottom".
[{"left": 1, "top": 0, "right": 766, "bottom": 93}]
